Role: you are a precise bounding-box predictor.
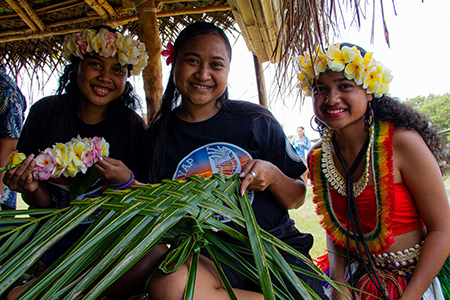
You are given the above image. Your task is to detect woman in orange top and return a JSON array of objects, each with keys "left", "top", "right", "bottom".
[{"left": 301, "top": 43, "right": 450, "bottom": 300}]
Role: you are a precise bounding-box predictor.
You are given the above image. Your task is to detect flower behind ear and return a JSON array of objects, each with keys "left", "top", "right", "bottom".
[{"left": 161, "top": 43, "right": 175, "bottom": 65}]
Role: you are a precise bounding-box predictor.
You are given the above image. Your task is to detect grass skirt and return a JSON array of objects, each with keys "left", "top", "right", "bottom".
[{"left": 317, "top": 254, "right": 450, "bottom": 300}]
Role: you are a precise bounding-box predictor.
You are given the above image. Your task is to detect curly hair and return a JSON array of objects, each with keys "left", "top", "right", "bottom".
[{"left": 372, "top": 95, "right": 444, "bottom": 168}]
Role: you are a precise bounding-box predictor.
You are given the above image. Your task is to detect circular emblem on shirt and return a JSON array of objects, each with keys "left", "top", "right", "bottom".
[{"left": 173, "top": 142, "right": 254, "bottom": 222}]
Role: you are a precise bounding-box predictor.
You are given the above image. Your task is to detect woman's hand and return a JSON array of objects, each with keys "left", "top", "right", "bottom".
[
  {"left": 93, "top": 157, "right": 132, "bottom": 186},
  {"left": 3, "top": 154, "right": 39, "bottom": 194},
  {"left": 239, "top": 159, "right": 277, "bottom": 196},
  {"left": 239, "top": 159, "right": 306, "bottom": 209}
]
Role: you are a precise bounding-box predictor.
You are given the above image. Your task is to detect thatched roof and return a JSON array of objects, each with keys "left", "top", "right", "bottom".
[
  {"left": 0, "top": 1, "right": 391, "bottom": 73},
  {"left": 0, "top": 0, "right": 242, "bottom": 77},
  {"left": 0, "top": 0, "right": 393, "bottom": 116}
]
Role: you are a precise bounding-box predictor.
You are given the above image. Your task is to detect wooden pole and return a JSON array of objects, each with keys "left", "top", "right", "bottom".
[
  {"left": 253, "top": 55, "right": 267, "bottom": 107},
  {"left": 135, "top": 0, "right": 163, "bottom": 123}
]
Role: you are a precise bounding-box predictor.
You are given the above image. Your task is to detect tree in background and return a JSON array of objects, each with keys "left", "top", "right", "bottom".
[
  {"left": 407, "top": 93, "right": 450, "bottom": 174},
  {"left": 406, "top": 93, "right": 450, "bottom": 136}
]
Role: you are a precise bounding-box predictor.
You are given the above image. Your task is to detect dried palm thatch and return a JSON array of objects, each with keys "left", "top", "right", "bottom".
[
  {"left": 0, "top": 0, "right": 394, "bottom": 83},
  {"left": 273, "top": 0, "right": 396, "bottom": 99},
  {"left": 0, "top": 0, "right": 237, "bottom": 80},
  {"left": 0, "top": 174, "right": 340, "bottom": 299}
]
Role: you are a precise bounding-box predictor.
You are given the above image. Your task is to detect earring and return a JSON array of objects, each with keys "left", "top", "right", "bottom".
[
  {"left": 365, "top": 101, "right": 374, "bottom": 127},
  {"left": 310, "top": 115, "right": 327, "bottom": 134}
]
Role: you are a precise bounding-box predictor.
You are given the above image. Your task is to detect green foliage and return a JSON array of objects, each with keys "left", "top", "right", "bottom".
[
  {"left": 0, "top": 174, "right": 338, "bottom": 300},
  {"left": 406, "top": 93, "right": 450, "bottom": 133}
]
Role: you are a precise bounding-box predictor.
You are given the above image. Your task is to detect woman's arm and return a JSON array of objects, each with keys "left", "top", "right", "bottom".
[
  {"left": 393, "top": 128, "right": 450, "bottom": 300},
  {"left": 327, "top": 236, "right": 361, "bottom": 300},
  {"left": 239, "top": 159, "right": 306, "bottom": 209}
]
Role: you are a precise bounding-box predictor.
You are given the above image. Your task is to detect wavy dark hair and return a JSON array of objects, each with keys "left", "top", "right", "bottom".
[
  {"left": 149, "top": 22, "right": 234, "bottom": 179},
  {"left": 56, "top": 25, "right": 140, "bottom": 111},
  {"left": 313, "top": 42, "right": 444, "bottom": 167}
]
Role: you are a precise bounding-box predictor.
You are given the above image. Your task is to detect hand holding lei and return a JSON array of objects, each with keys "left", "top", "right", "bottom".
[{"left": 1, "top": 136, "right": 109, "bottom": 181}]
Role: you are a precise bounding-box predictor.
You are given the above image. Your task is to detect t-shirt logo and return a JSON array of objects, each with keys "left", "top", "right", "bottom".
[
  {"left": 173, "top": 142, "right": 254, "bottom": 222},
  {"left": 207, "top": 145, "right": 241, "bottom": 175}
]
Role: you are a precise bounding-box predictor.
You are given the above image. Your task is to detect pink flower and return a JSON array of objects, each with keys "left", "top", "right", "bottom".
[
  {"left": 90, "top": 137, "right": 109, "bottom": 159},
  {"left": 33, "top": 150, "right": 56, "bottom": 180},
  {"left": 161, "top": 43, "right": 175, "bottom": 65},
  {"left": 83, "top": 149, "right": 96, "bottom": 167}
]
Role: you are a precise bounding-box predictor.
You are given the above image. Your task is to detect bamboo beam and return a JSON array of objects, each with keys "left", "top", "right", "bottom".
[
  {"left": 98, "top": 0, "right": 120, "bottom": 18},
  {"left": 84, "top": 0, "right": 109, "bottom": 20},
  {"left": 17, "top": 0, "right": 47, "bottom": 31},
  {"left": 34, "top": 0, "right": 81, "bottom": 14},
  {"left": 0, "top": 1, "right": 82, "bottom": 21},
  {"left": 0, "top": 27, "right": 82, "bottom": 43},
  {"left": 0, "top": 5, "right": 232, "bottom": 42},
  {"left": 253, "top": 55, "right": 267, "bottom": 107},
  {"left": 4, "top": 0, "right": 38, "bottom": 31},
  {"left": 135, "top": 0, "right": 163, "bottom": 122}
]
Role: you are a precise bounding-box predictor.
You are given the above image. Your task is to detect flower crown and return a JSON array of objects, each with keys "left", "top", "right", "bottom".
[
  {"left": 297, "top": 43, "right": 393, "bottom": 98},
  {"left": 62, "top": 28, "right": 149, "bottom": 76}
]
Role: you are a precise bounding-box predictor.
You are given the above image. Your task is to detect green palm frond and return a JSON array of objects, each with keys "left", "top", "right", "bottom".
[{"left": 0, "top": 174, "right": 336, "bottom": 299}]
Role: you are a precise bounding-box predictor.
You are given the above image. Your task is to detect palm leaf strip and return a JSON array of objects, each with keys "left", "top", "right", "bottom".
[{"left": 0, "top": 174, "right": 337, "bottom": 299}]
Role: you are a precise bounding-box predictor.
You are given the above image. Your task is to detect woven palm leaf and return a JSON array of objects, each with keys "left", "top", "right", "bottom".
[{"left": 0, "top": 174, "right": 339, "bottom": 299}]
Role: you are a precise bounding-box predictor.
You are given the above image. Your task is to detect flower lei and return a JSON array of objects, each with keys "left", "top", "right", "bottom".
[
  {"left": 3, "top": 136, "right": 109, "bottom": 181},
  {"left": 62, "top": 28, "right": 149, "bottom": 76},
  {"left": 297, "top": 43, "right": 393, "bottom": 98},
  {"left": 161, "top": 43, "right": 175, "bottom": 65}
]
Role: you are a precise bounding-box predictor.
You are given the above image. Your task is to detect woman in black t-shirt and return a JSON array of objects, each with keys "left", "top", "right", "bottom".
[
  {"left": 3, "top": 26, "right": 167, "bottom": 298},
  {"left": 136, "top": 22, "right": 326, "bottom": 300}
]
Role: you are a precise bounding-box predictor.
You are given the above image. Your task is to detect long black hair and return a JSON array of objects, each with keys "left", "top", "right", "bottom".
[{"left": 149, "top": 22, "right": 233, "bottom": 179}]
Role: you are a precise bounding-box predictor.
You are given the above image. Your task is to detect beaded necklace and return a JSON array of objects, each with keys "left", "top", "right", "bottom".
[
  {"left": 321, "top": 124, "right": 374, "bottom": 197},
  {"left": 310, "top": 120, "right": 396, "bottom": 255}
]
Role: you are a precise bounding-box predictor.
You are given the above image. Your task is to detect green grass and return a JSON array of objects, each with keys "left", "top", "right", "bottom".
[{"left": 290, "top": 187, "right": 326, "bottom": 260}]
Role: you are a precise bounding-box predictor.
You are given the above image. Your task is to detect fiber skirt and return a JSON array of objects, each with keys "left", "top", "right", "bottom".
[{"left": 316, "top": 255, "right": 450, "bottom": 300}]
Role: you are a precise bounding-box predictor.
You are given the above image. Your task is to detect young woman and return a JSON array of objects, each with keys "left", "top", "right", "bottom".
[
  {"left": 134, "top": 22, "right": 327, "bottom": 299},
  {"left": 299, "top": 43, "right": 450, "bottom": 299},
  {"left": 3, "top": 26, "right": 167, "bottom": 298}
]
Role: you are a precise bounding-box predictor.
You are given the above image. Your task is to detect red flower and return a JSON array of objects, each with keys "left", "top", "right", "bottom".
[{"left": 161, "top": 43, "right": 175, "bottom": 65}]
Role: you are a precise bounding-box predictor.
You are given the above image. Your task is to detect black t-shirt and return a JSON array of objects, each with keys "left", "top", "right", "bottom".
[
  {"left": 17, "top": 95, "right": 146, "bottom": 168},
  {"left": 134, "top": 100, "right": 305, "bottom": 231}
]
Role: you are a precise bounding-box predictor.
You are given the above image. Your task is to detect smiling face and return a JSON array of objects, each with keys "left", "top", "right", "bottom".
[
  {"left": 172, "top": 33, "right": 230, "bottom": 116},
  {"left": 312, "top": 71, "right": 373, "bottom": 131},
  {"left": 76, "top": 54, "right": 128, "bottom": 116}
]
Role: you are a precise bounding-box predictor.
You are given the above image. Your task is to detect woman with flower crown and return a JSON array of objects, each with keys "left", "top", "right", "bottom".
[
  {"left": 3, "top": 26, "right": 167, "bottom": 298},
  {"left": 300, "top": 42, "right": 450, "bottom": 300}
]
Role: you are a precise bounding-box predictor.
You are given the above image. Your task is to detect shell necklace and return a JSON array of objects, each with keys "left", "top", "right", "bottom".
[{"left": 321, "top": 124, "right": 374, "bottom": 197}]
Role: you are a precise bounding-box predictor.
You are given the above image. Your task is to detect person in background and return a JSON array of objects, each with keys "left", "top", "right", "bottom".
[
  {"left": 291, "top": 126, "right": 311, "bottom": 184},
  {"left": 3, "top": 26, "right": 166, "bottom": 298},
  {"left": 135, "top": 21, "right": 326, "bottom": 300},
  {"left": 0, "top": 64, "right": 27, "bottom": 210},
  {"left": 300, "top": 42, "right": 450, "bottom": 299}
]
